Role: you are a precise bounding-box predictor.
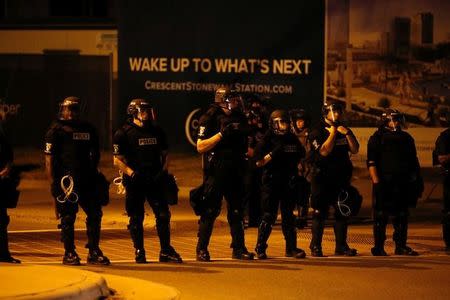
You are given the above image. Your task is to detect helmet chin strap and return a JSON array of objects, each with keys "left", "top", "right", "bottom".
[{"left": 330, "top": 105, "right": 336, "bottom": 123}]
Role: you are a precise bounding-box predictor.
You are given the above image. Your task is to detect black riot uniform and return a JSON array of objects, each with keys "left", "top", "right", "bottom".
[
  {"left": 0, "top": 121, "right": 20, "bottom": 263},
  {"left": 290, "top": 109, "right": 313, "bottom": 229},
  {"left": 367, "top": 109, "right": 422, "bottom": 256},
  {"left": 308, "top": 103, "right": 359, "bottom": 257},
  {"left": 433, "top": 114, "right": 450, "bottom": 253},
  {"left": 44, "top": 96, "right": 110, "bottom": 265},
  {"left": 243, "top": 104, "right": 267, "bottom": 227},
  {"left": 195, "top": 88, "right": 254, "bottom": 261},
  {"left": 254, "top": 109, "right": 306, "bottom": 259},
  {"left": 113, "top": 98, "right": 181, "bottom": 263}
]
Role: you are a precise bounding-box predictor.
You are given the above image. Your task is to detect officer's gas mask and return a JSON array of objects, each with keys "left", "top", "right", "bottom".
[
  {"left": 290, "top": 109, "right": 310, "bottom": 135},
  {"left": 270, "top": 110, "right": 290, "bottom": 135},
  {"left": 215, "top": 87, "right": 243, "bottom": 115},
  {"left": 247, "top": 106, "right": 263, "bottom": 129},
  {"left": 58, "top": 96, "right": 81, "bottom": 121},
  {"left": 127, "top": 99, "right": 155, "bottom": 126},
  {"left": 382, "top": 109, "right": 405, "bottom": 132}
]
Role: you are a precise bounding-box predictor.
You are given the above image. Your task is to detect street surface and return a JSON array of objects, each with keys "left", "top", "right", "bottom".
[{"left": 6, "top": 150, "right": 450, "bottom": 299}]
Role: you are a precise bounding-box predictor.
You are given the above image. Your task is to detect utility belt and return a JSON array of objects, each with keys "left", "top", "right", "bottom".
[{"left": 204, "top": 150, "right": 245, "bottom": 174}]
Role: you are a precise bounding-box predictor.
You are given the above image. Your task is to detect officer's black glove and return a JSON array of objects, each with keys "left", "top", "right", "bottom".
[
  {"left": 270, "top": 142, "right": 284, "bottom": 159},
  {"left": 220, "top": 123, "right": 239, "bottom": 139},
  {"left": 130, "top": 170, "right": 145, "bottom": 184}
]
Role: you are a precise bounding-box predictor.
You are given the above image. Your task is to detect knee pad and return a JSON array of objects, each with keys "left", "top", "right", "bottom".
[
  {"left": 156, "top": 210, "right": 171, "bottom": 224},
  {"left": 86, "top": 211, "right": 102, "bottom": 227},
  {"left": 203, "top": 207, "right": 220, "bottom": 220},
  {"left": 261, "top": 213, "right": 275, "bottom": 225},
  {"left": 312, "top": 209, "right": 326, "bottom": 219},
  {"left": 128, "top": 215, "right": 144, "bottom": 227},
  {"left": 59, "top": 215, "right": 75, "bottom": 230}
]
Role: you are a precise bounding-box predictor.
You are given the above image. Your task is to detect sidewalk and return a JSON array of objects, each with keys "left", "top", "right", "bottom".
[{"left": 0, "top": 264, "right": 181, "bottom": 300}]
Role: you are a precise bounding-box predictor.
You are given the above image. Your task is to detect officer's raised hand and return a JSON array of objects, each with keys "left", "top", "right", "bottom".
[
  {"left": 337, "top": 125, "right": 351, "bottom": 136},
  {"left": 270, "top": 140, "right": 284, "bottom": 159},
  {"left": 325, "top": 125, "right": 337, "bottom": 134}
]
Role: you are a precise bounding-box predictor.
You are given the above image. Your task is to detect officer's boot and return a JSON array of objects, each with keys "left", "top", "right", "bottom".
[
  {"left": 310, "top": 213, "right": 324, "bottom": 257},
  {"left": 59, "top": 215, "right": 79, "bottom": 265},
  {"left": 0, "top": 215, "right": 20, "bottom": 263},
  {"left": 255, "top": 220, "right": 272, "bottom": 259},
  {"left": 283, "top": 217, "right": 306, "bottom": 259},
  {"left": 229, "top": 211, "right": 254, "bottom": 260},
  {"left": 128, "top": 217, "right": 146, "bottom": 263},
  {"left": 334, "top": 218, "right": 357, "bottom": 256},
  {"left": 86, "top": 219, "right": 110, "bottom": 265},
  {"left": 371, "top": 213, "right": 388, "bottom": 256},
  {"left": 443, "top": 212, "right": 450, "bottom": 253},
  {"left": 157, "top": 215, "right": 182, "bottom": 263},
  {"left": 393, "top": 214, "right": 418, "bottom": 256},
  {"left": 196, "top": 216, "right": 215, "bottom": 262}
]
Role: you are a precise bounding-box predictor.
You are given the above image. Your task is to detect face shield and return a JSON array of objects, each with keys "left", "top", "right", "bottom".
[
  {"left": 382, "top": 110, "right": 406, "bottom": 131},
  {"left": 272, "top": 117, "right": 290, "bottom": 135},
  {"left": 223, "top": 93, "right": 244, "bottom": 114},
  {"left": 58, "top": 98, "right": 81, "bottom": 121}
]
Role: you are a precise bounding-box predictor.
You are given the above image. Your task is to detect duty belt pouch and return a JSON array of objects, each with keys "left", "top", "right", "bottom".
[
  {"left": 347, "top": 185, "right": 363, "bottom": 216},
  {"left": 337, "top": 185, "right": 363, "bottom": 217},
  {"left": 189, "top": 183, "right": 205, "bottom": 216}
]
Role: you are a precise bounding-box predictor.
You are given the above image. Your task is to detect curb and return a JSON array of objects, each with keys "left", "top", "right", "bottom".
[
  {"left": 103, "top": 274, "right": 181, "bottom": 300},
  {"left": 0, "top": 265, "right": 110, "bottom": 300}
]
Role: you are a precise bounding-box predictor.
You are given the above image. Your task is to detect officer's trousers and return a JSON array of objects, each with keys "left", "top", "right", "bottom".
[
  {"left": 197, "top": 157, "right": 247, "bottom": 252},
  {"left": 125, "top": 180, "right": 172, "bottom": 252},
  {"left": 0, "top": 207, "right": 11, "bottom": 258},
  {"left": 443, "top": 173, "right": 450, "bottom": 248}
]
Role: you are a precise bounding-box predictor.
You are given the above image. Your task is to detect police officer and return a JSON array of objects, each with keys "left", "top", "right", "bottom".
[
  {"left": 433, "top": 111, "right": 450, "bottom": 254},
  {"left": 0, "top": 112, "right": 20, "bottom": 263},
  {"left": 290, "top": 109, "right": 312, "bottom": 229},
  {"left": 309, "top": 102, "right": 359, "bottom": 257},
  {"left": 367, "top": 109, "right": 422, "bottom": 256},
  {"left": 113, "top": 98, "right": 182, "bottom": 263},
  {"left": 254, "top": 109, "right": 307, "bottom": 259},
  {"left": 196, "top": 87, "right": 254, "bottom": 261},
  {"left": 243, "top": 96, "right": 267, "bottom": 227},
  {"left": 45, "top": 96, "right": 110, "bottom": 265}
]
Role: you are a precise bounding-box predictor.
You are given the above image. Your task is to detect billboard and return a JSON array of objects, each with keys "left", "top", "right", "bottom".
[
  {"left": 326, "top": 0, "right": 450, "bottom": 166},
  {"left": 118, "top": 1, "right": 325, "bottom": 149},
  {"left": 327, "top": 0, "right": 450, "bottom": 128}
]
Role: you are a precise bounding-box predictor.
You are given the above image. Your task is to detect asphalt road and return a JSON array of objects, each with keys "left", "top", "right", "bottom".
[{"left": 6, "top": 151, "right": 450, "bottom": 299}]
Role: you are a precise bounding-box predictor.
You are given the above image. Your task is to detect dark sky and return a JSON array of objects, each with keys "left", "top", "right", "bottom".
[{"left": 342, "top": 0, "right": 450, "bottom": 45}]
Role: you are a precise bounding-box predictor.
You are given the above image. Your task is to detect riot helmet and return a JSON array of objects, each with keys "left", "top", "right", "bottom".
[
  {"left": 269, "top": 109, "right": 290, "bottom": 135},
  {"left": 58, "top": 96, "right": 81, "bottom": 121},
  {"left": 290, "top": 109, "right": 311, "bottom": 134},
  {"left": 127, "top": 98, "right": 155, "bottom": 124},
  {"left": 215, "top": 87, "right": 243, "bottom": 114},
  {"left": 381, "top": 108, "right": 405, "bottom": 131}
]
